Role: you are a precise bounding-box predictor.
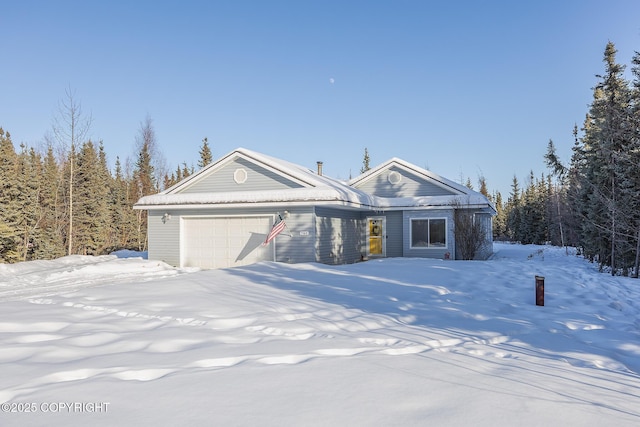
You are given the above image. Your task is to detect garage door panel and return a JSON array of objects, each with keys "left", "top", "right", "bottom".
[{"left": 182, "top": 216, "right": 273, "bottom": 269}]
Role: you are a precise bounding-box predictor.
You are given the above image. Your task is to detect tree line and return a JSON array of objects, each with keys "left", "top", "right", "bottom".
[
  {"left": 0, "top": 90, "right": 212, "bottom": 263},
  {"left": 3, "top": 41, "right": 638, "bottom": 275},
  {"left": 488, "top": 42, "right": 639, "bottom": 277}
]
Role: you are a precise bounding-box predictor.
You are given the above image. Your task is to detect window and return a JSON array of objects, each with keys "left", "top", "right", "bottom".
[
  {"left": 388, "top": 171, "right": 402, "bottom": 185},
  {"left": 234, "top": 168, "right": 248, "bottom": 184},
  {"left": 411, "top": 218, "right": 446, "bottom": 248}
]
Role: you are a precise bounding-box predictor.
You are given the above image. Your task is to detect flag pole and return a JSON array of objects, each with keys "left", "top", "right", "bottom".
[{"left": 279, "top": 212, "right": 293, "bottom": 237}]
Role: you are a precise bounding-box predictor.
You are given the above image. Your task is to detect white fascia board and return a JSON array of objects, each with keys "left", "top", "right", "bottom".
[{"left": 134, "top": 199, "right": 372, "bottom": 211}]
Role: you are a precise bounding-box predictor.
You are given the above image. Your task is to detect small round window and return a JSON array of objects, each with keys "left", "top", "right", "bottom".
[
  {"left": 234, "top": 168, "right": 248, "bottom": 184},
  {"left": 388, "top": 171, "right": 402, "bottom": 185}
]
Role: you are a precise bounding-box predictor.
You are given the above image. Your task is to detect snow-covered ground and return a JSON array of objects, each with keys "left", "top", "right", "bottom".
[{"left": 1, "top": 243, "right": 639, "bottom": 426}]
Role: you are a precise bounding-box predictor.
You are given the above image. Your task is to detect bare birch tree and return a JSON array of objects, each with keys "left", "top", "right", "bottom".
[{"left": 48, "top": 86, "right": 92, "bottom": 255}]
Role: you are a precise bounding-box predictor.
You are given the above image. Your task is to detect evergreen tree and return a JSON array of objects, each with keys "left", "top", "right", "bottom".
[
  {"left": 360, "top": 148, "right": 370, "bottom": 174},
  {"left": 173, "top": 165, "right": 183, "bottom": 184},
  {"left": 14, "top": 145, "right": 42, "bottom": 260},
  {"left": 492, "top": 191, "right": 507, "bottom": 241},
  {"left": 111, "top": 157, "right": 138, "bottom": 250},
  {"left": 549, "top": 41, "right": 640, "bottom": 274},
  {"left": 182, "top": 162, "right": 193, "bottom": 179},
  {"left": 518, "top": 172, "right": 538, "bottom": 244},
  {"left": 0, "top": 129, "right": 20, "bottom": 262},
  {"left": 506, "top": 176, "right": 521, "bottom": 241},
  {"left": 131, "top": 116, "right": 161, "bottom": 251},
  {"left": 73, "top": 141, "right": 105, "bottom": 254},
  {"left": 163, "top": 173, "right": 175, "bottom": 190},
  {"left": 34, "top": 145, "right": 66, "bottom": 259},
  {"left": 464, "top": 177, "right": 473, "bottom": 190},
  {"left": 629, "top": 51, "right": 640, "bottom": 276},
  {"left": 198, "top": 137, "right": 212, "bottom": 169},
  {"left": 478, "top": 176, "right": 490, "bottom": 199},
  {"left": 578, "top": 42, "right": 630, "bottom": 272}
]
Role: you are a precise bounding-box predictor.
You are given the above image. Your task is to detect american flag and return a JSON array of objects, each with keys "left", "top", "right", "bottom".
[{"left": 263, "top": 215, "right": 286, "bottom": 246}]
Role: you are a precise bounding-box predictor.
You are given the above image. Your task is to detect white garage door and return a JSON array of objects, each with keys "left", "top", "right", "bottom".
[{"left": 182, "top": 216, "right": 274, "bottom": 269}]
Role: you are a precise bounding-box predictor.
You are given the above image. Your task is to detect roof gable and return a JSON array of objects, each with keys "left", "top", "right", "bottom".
[
  {"left": 349, "top": 158, "right": 469, "bottom": 198},
  {"left": 165, "top": 148, "right": 327, "bottom": 195}
]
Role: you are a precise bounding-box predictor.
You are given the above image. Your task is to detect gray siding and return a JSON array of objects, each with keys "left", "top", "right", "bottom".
[
  {"left": 474, "top": 213, "right": 494, "bottom": 260},
  {"left": 147, "top": 206, "right": 317, "bottom": 267},
  {"left": 148, "top": 205, "right": 492, "bottom": 267},
  {"left": 403, "top": 209, "right": 455, "bottom": 260},
  {"left": 271, "top": 207, "right": 316, "bottom": 264},
  {"left": 383, "top": 211, "right": 403, "bottom": 257},
  {"left": 355, "top": 166, "right": 457, "bottom": 198},
  {"left": 147, "top": 210, "right": 181, "bottom": 266},
  {"left": 180, "top": 157, "right": 304, "bottom": 194},
  {"left": 316, "top": 207, "right": 363, "bottom": 265}
]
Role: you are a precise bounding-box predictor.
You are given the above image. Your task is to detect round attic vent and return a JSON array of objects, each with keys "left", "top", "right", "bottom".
[
  {"left": 234, "top": 168, "right": 248, "bottom": 184},
  {"left": 388, "top": 171, "right": 402, "bottom": 185}
]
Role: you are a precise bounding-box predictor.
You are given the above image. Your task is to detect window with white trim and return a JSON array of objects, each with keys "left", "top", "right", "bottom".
[
  {"left": 388, "top": 171, "right": 402, "bottom": 185},
  {"left": 234, "top": 168, "right": 248, "bottom": 184},
  {"left": 410, "top": 218, "right": 446, "bottom": 248}
]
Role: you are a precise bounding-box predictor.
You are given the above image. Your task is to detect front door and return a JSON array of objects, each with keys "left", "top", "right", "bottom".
[{"left": 367, "top": 217, "right": 386, "bottom": 257}]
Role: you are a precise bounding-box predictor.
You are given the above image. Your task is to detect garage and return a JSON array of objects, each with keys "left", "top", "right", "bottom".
[{"left": 181, "top": 216, "right": 274, "bottom": 269}]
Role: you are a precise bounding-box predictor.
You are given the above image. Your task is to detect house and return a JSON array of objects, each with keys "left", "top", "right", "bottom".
[{"left": 134, "top": 148, "right": 496, "bottom": 269}]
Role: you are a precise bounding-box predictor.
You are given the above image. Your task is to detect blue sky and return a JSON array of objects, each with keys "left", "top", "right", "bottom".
[{"left": 2, "top": 1, "right": 639, "bottom": 196}]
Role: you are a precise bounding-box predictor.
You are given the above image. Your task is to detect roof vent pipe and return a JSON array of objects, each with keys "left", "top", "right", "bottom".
[{"left": 317, "top": 161, "right": 323, "bottom": 176}]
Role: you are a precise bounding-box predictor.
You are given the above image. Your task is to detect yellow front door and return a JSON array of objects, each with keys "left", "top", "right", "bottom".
[{"left": 369, "top": 219, "right": 383, "bottom": 256}]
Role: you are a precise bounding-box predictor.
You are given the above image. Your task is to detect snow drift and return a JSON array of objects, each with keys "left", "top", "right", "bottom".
[{"left": 0, "top": 243, "right": 639, "bottom": 426}]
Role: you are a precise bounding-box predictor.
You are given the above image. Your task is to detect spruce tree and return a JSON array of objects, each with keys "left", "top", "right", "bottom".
[
  {"left": 360, "top": 148, "right": 370, "bottom": 174},
  {"left": 580, "top": 42, "right": 630, "bottom": 272},
  {"left": 73, "top": 141, "right": 100, "bottom": 254},
  {"left": 556, "top": 42, "right": 638, "bottom": 273},
  {"left": 111, "top": 157, "right": 138, "bottom": 250},
  {"left": 198, "top": 137, "right": 212, "bottom": 169},
  {"left": 478, "top": 176, "right": 490, "bottom": 199},
  {"left": 506, "top": 176, "right": 522, "bottom": 241},
  {"left": 465, "top": 177, "right": 473, "bottom": 190},
  {"left": 627, "top": 51, "right": 640, "bottom": 276},
  {"left": 0, "top": 129, "right": 20, "bottom": 262},
  {"left": 35, "top": 145, "right": 66, "bottom": 259},
  {"left": 132, "top": 117, "right": 162, "bottom": 251},
  {"left": 15, "top": 145, "right": 42, "bottom": 260},
  {"left": 182, "top": 162, "right": 192, "bottom": 179},
  {"left": 492, "top": 191, "right": 507, "bottom": 241}
]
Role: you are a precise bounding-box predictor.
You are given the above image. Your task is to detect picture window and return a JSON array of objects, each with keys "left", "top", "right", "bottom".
[{"left": 410, "top": 218, "right": 446, "bottom": 248}]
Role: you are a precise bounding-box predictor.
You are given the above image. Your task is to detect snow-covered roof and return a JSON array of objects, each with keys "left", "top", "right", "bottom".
[
  {"left": 135, "top": 189, "right": 494, "bottom": 211},
  {"left": 163, "top": 147, "right": 345, "bottom": 195},
  {"left": 135, "top": 148, "right": 496, "bottom": 213},
  {"left": 349, "top": 157, "right": 472, "bottom": 195},
  {"left": 136, "top": 187, "right": 378, "bottom": 210}
]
